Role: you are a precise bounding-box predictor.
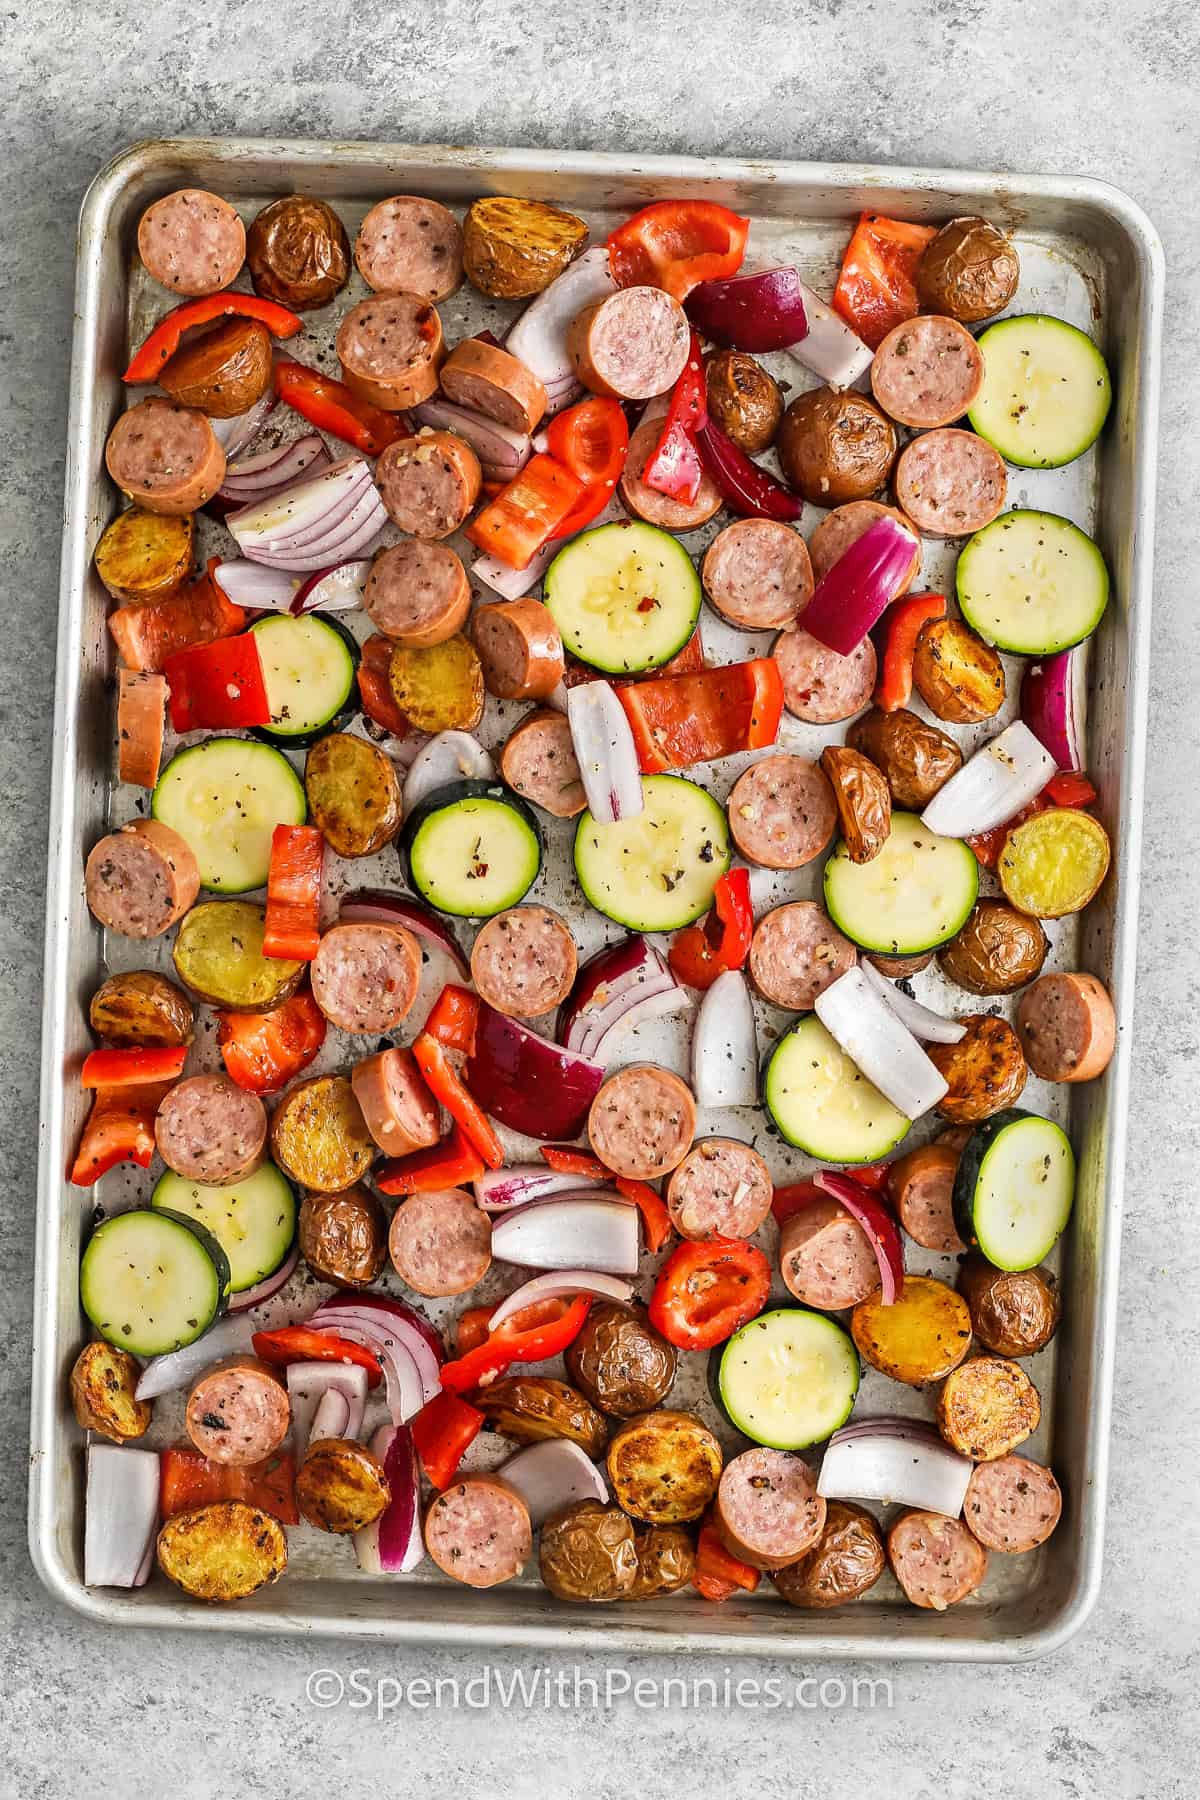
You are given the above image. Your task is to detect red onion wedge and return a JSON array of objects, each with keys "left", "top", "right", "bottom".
[
  {"left": 786, "top": 282, "right": 875, "bottom": 389},
  {"left": 505, "top": 246, "right": 615, "bottom": 392},
  {"left": 472, "top": 542, "right": 556, "bottom": 600},
  {"left": 695, "top": 417, "right": 803, "bottom": 523},
  {"left": 858, "top": 960, "right": 966, "bottom": 1047},
  {"left": 228, "top": 1239, "right": 300, "bottom": 1310},
  {"left": 488, "top": 1269, "right": 634, "bottom": 1332},
  {"left": 1021, "top": 648, "right": 1086, "bottom": 773},
  {"left": 691, "top": 968, "right": 758, "bottom": 1107},
  {"left": 411, "top": 399, "right": 530, "bottom": 480},
  {"left": 339, "top": 888, "right": 470, "bottom": 981},
  {"left": 920, "top": 720, "right": 1058, "bottom": 839},
  {"left": 557, "top": 936, "right": 688, "bottom": 1061},
  {"left": 801, "top": 515, "right": 920, "bottom": 655},
  {"left": 817, "top": 1418, "right": 972, "bottom": 1515},
  {"left": 219, "top": 432, "right": 330, "bottom": 502},
  {"left": 318, "top": 1290, "right": 446, "bottom": 1368},
  {"left": 355, "top": 1424, "right": 424, "bottom": 1574},
  {"left": 135, "top": 1313, "right": 258, "bottom": 1400},
  {"left": 84, "top": 1444, "right": 159, "bottom": 1588},
  {"left": 402, "top": 732, "right": 495, "bottom": 817},
  {"left": 490, "top": 1196, "right": 640, "bottom": 1276},
  {"left": 210, "top": 386, "right": 278, "bottom": 458},
  {"left": 308, "top": 1300, "right": 441, "bottom": 1424},
  {"left": 229, "top": 457, "right": 385, "bottom": 571},
  {"left": 286, "top": 1360, "right": 370, "bottom": 1460},
  {"left": 290, "top": 557, "right": 371, "bottom": 615},
  {"left": 813, "top": 1171, "right": 906, "bottom": 1305},
  {"left": 467, "top": 1001, "right": 606, "bottom": 1140},
  {"left": 501, "top": 1438, "right": 608, "bottom": 1529},
  {"left": 474, "top": 1165, "right": 602, "bottom": 1213},
  {"left": 212, "top": 559, "right": 301, "bottom": 612},
  {"left": 686, "top": 265, "right": 810, "bottom": 354},
  {"left": 815, "top": 966, "right": 948, "bottom": 1120},
  {"left": 566, "top": 680, "right": 643, "bottom": 824},
  {"left": 249, "top": 484, "right": 386, "bottom": 572}
]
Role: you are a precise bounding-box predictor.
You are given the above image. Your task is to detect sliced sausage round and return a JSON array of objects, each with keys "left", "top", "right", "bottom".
[
  {"left": 499, "top": 710, "right": 587, "bottom": 817},
  {"left": 619, "top": 416, "right": 722, "bottom": 531},
  {"left": 588, "top": 1065, "right": 696, "bottom": 1181},
  {"left": 1016, "top": 972, "right": 1117, "bottom": 1084},
  {"left": 185, "top": 1356, "right": 289, "bottom": 1466},
  {"left": 155, "top": 1073, "right": 267, "bottom": 1185},
  {"left": 350, "top": 1046, "right": 440, "bottom": 1157},
  {"left": 894, "top": 428, "right": 1007, "bottom": 537},
  {"left": 779, "top": 1198, "right": 880, "bottom": 1310},
  {"left": 388, "top": 1186, "right": 493, "bottom": 1298},
  {"left": 887, "top": 1142, "right": 966, "bottom": 1253},
  {"left": 887, "top": 1510, "right": 989, "bottom": 1610},
  {"left": 808, "top": 500, "right": 922, "bottom": 592},
  {"left": 772, "top": 626, "right": 877, "bottom": 725},
  {"left": 354, "top": 196, "right": 463, "bottom": 302},
  {"left": 336, "top": 295, "right": 445, "bottom": 410},
  {"left": 105, "top": 398, "right": 226, "bottom": 515},
  {"left": 871, "top": 316, "right": 985, "bottom": 429},
  {"left": 749, "top": 900, "right": 857, "bottom": 1011},
  {"left": 472, "top": 599, "right": 565, "bottom": 701},
  {"left": 701, "top": 520, "right": 814, "bottom": 630},
  {"left": 310, "top": 922, "right": 422, "bottom": 1034},
  {"left": 440, "top": 338, "right": 548, "bottom": 434},
  {"left": 363, "top": 539, "right": 471, "bottom": 645},
  {"left": 85, "top": 818, "right": 200, "bottom": 939},
  {"left": 715, "top": 1448, "right": 826, "bottom": 1570},
  {"left": 963, "top": 1456, "right": 1063, "bottom": 1553},
  {"left": 374, "top": 431, "right": 482, "bottom": 538},
  {"left": 727, "top": 753, "right": 838, "bottom": 870},
  {"left": 469, "top": 904, "right": 578, "bottom": 1018},
  {"left": 569, "top": 286, "right": 691, "bottom": 400},
  {"left": 666, "top": 1138, "right": 773, "bottom": 1241},
  {"left": 424, "top": 1475, "right": 532, "bottom": 1587},
  {"left": 137, "top": 190, "right": 245, "bottom": 296}
]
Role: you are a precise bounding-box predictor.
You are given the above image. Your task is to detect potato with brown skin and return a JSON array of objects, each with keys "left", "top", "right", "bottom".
[
  {"left": 704, "top": 349, "right": 783, "bottom": 454},
  {"left": 819, "top": 745, "right": 892, "bottom": 864},
  {"left": 916, "top": 217, "right": 1020, "bottom": 323},
  {"left": 304, "top": 732, "right": 403, "bottom": 858},
  {"left": 564, "top": 1302, "right": 677, "bottom": 1419},
  {"left": 271, "top": 1074, "right": 376, "bottom": 1193},
  {"left": 928, "top": 1014, "right": 1028, "bottom": 1122},
  {"left": 846, "top": 707, "right": 963, "bottom": 810},
  {"left": 296, "top": 1437, "right": 391, "bottom": 1533},
  {"left": 463, "top": 196, "right": 589, "bottom": 299},
  {"left": 851, "top": 1275, "right": 973, "bottom": 1386},
  {"left": 912, "top": 618, "right": 1006, "bottom": 724},
  {"left": 158, "top": 318, "right": 274, "bottom": 418},
  {"left": 475, "top": 1377, "right": 609, "bottom": 1459},
  {"left": 957, "top": 1253, "right": 1061, "bottom": 1358},
  {"left": 771, "top": 1501, "right": 885, "bottom": 1609},
  {"left": 539, "top": 1499, "right": 639, "bottom": 1603},
  {"left": 937, "top": 1356, "right": 1041, "bottom": 1460},
  {"left": 939, "top": 901, "right": 1049, "bottom": 996},
  {"left": 94, "top": 508, "right": 193, "bottom": 604},
  {"left": 776, "top": 388, "right": 898, "bottom": 505},
  {"left": 606, "top": 1409, "right": 722, "bottom": 1524},
  {"left": 70, "top": 1341, "right": 151, "bottom": 1441},
  {"left": 299, "top": 1186, "right": 388, "bottom": 1288},
  {"left": 629, "top": 1524, "right": 696, "bottom": 1599},
  {"left": 157, "top": 1501, "right": 287, "bottom": 1601},
  {"left": 89, "top": 970, "right": 195, "bottom": 1047},
  {"left": 246, "top": 194, "right": 350, "bottom": 309}
]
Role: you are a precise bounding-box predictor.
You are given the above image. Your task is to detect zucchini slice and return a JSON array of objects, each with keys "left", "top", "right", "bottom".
[
  {"left": 172, "top": 900, "right": 303, "bottom": 1011},
  {"left": 952, "top": 1109, "right": 1075, "bottom": 1270},
  {"left": 80, "top": 1208, "right": 229, "bottom": 1357},
  {"left": 968, "top": 314, "right": 1112, "bottom": 468},
  {"left": 573, "top": 773, "right": 729, "bottom": 931},
  {"left": 956, "top": 509, "right": 1109, "bottom": 655},
  {"left": 824, "top": 811, "right": 979, "bottom": 955},
  {"left": 544, "top": 521, "right": 702, "bottom": 673},
  {"left": 249, "top": 613, "right": 359, "bottom": 746},
  {"left": 153, "top": 737, "right": 306, "bottom": 892},
  {"left": 764, "top": 1015, "right": 910, "bottom": 1164},
  {"left": 716, "top": 1308, "right": 859, "bottom": 1449},
  {"left": 400, "top": 780, "right": 543, "bottom": 918},
  {"left": 152, "top": 1164, "right": 296, "bottom": 1295}
]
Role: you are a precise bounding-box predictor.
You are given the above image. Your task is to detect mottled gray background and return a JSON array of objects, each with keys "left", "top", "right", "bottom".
[{"left": 3, "top": 2, "right": 1198, "bottom": 1795}]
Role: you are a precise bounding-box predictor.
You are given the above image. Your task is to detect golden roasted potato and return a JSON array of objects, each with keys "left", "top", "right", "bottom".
[
  {"left": 303, "top": 732, "right": 402, "bottom": 858},
  {"left": 606, "top": 1409, "right": 722, "bottom": 1524},
  {"left": 927, "top": 1014, "right": 1028, "bottom": 1122},
  {"left": 851, "top": 1275, "right": 972, "bottom": 1386},
  {"left": 172, "top": 901, "right": 303, "bottom": 1011},
  {"left": 912, "top": 618, "right": 1005, "bottom": 724},
  {"left": 70, "top": 1341, "right": 151, "bottom": 1441},
  {"left": 463, "top": 196, "right": 588, "bottom": 299},
  {"left": 820, "top": 745, "right": 892, "bottom": 864},
  {"left": 629, "top": 1524, "right": 696, "bottom": 1599},
  {"left": 388, "top": 635, "right": 485, "bottom": 736},
  {"left": 157, "top": 1500, "right": 287, "bottom": 1601},
  {"left": 296, "top": 1437, "right": 390, "bottom": 1533},
  {"left": 94, "top": 507, "right": 193, "bottom": 603},
  {"left": 88, "top": 969, "right": 195, "bottom": 1047},
  {"left": 271, "top": 1074, "right": 376, "bottom": 1193},
  {"left": 476, "top": 1377, "right": 609, "bottom": 1459},
  {"left": 937, "top": 1356, "right": 1041, "bottom": 1460}
]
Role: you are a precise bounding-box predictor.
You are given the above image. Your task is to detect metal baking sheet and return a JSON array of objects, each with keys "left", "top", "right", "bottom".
[{"left": 29, "top": 139, "right": 1161, "bottom": 1658}]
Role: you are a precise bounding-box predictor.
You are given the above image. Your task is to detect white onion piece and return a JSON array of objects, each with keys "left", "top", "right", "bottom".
[
  {"left": 586, "top": 984, "right": 692, "bottom": 1064},
  {"left": 858, "top": 960, "right": 967, "bottom": 1047},
  {"left": 211, "top": 387, "right": 278, "bottom": 458},
  {"left": 542, "top": 377, "right": 584, "bottom": 418},
  {"left": 308, "top": 1388, "right": 351, "bottom": 1446},
  {"left": 490, "top": 1197, "right": 640, "bottom": 1276},
  {"left": 246, "top": 479, "right": 384, "bottom": 571},
  {"left": 544, "top": 678, "right": 569, "bottom": 714},
  {"left": 815, "top": 967, "right": 948, "bottom": 1120},
  {"left": 473, "top": 1166, "right": 601, "bottom": 1212},
  {"left": 227, "top": 1240, "right": 300, "bottom": 1309},
  {"left": 402, "top": 731, "right": 495, "bottom": 816},
  {"left": 286, "top": 1361, "right": 370, "bottom": 1460},
  {"left": 500, "top": 1439, "right": 608, "bottom": 1529},
  {"left": 921, "top": 721, "right": 1058, "bottom": 838},
  {"left": 785, "top": 281, "right": 875, "bottom": 388},
  {"left": 505, "top": 246, "right": 616, "bottom": 390},
  {"left": 691, "top": 968, "right": 758, "bottom": 1107},
  {"left": 488, "top": 1269, "right": 634, "bottom": 1332},
  {"left": 227, "top": 457, "right": 370, "bottom": 550},
  {"left": 472, "top": 541, "right": 557, "bottom": 599},
  {"left": 567, "top": 681, "right": 644, "bottom": 824},
  {"left": 411, "top": 400, "right": 530, "bottom": 476},
  {"left": 311, "top": 1301, "right": 442, "bottom": 1415},
  {"left": 221, "top": 433, "right": 329, "bottom": 499},
  {"left": 134, "top": 1314, "right": 257, "bottom": 1400},
  {"left": 212, "top": 559, "right": 301, "bottom": 612},
  {"left": 84, "top": 1445, "right": 159, "bottom": 1588},
  {"left": 818, "top": 1422, "right": 973, "bottom": 1516},
  {"left": 291, "top": 558, "right": 372, "bottom": 615}
]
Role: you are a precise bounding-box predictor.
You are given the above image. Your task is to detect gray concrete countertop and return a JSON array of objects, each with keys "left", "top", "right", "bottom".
[{"left": 2, "top": 3, "right": 1197, "bottom": 1795}]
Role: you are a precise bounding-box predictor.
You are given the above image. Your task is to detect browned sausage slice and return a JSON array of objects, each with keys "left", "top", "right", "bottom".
[
  {"left": 499, "top": 710, "right": 587, "bottom": 817},
  {"left": 85, "top": 818, "right": 200, "bottom": 938},
  {"left": 1015, "top": 972, "right": 1116, "bottom": 1083},
  {"left": 887, "top": 1142, "right": 966, "bottom": 1253},
  {"left": 363, "top": 540, "right": 471, "bottom": 645},
  {"left": 137, "top": 190, "right": 245, "bottom": 296},
  {"left": 155, "top": 1073, "right": 267, "bottom": 1185},
  {"left": 779, "top": 1198, "right": 880, "bottom": 1310},
  {"left": 749, "top": 901, "right": 857, "bottom": 1011},
  {"left": 569, "top": 287, "right": 691, "bottom": 400},
  {"left": 374, "top": 431, "right": 482, "bottom": 538},
  {"left": 701, "top": 520, "right": 814, "bottom": 630},
  {"left": 808, "top": 500, "right": 922, "bottom": 591},
  {"left": 336, "top": 295, "right": 445, "bottom": 410},
  {"left": 619, "top": 416, "right": 722, "bottom": 532},
  {"left": 887, "top": 1510, "right": 989, "bottom": 1609},
  {"left": 963, "top": 1456, "right": 1063, "bottom": 1553},
  {"left": 350, "top": 1047, "right": 440, "bottom": 1157},
  {"left": 773, "top": 626, "right": 877, "bottom": 725},
  {"left": 727, "top": 753, "right": 838, "bottom": 870},
  {"left": 424, "top": 1475, "right": 532, "bottom": 1587},
  {"left": 354, "top": 196, "right": 464, "bottom": 302},
  {"left": 894, "top": 428, "right": 1007, "bottom": 537},
  {"left": 185, "top": 1356, "right": 290, "bottom": 1466},
  {"left": 472, "top": 598, "right": 565, "bottom": 701},
  {"left": 388, "top": 1187, "right": 493, "bottom": 1297},
  {"left": 105, "top": 398, "right": 227, "bottom": 515},
  {"left": 665, "top": 1138, "right": 773, "bottom": 1241},
  {"left": 715, "top": 1448, "right": 826, "bottom": 1570},
  {"left": 440, "top": 338, "right": 548, "bottom": 434},
  {"left": 588, "top": 1065, "right": 696, "bottom": 1180},
  {"left": 469, "top": 905, "right": 578, "bottom": 1018},
  {"left": 871, "top": 316, "right": 985, "bottom": 429},
  {"left": 310, "top": 922, "right": 422, "bottom": 1035}
]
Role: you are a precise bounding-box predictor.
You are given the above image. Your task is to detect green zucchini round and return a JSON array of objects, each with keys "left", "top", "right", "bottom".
[
  {"left": 249, "top": 612, "right": 360, "bottom": 748},
  {"left": 399, "top": 779, "right": 543, "bottom": 918},
  {"left": 80, "top": 1207, "right": 230, "bottom": 1358},
  {"left": 952, "top": 1108, "right": 1076, "bottom": 1270}
]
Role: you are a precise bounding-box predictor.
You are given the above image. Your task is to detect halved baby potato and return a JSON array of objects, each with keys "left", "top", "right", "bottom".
[
  {"left": 463, "top": 196, "right": 588, "bottom": 299},
  {"left": 157, "top": 1500, "right": 287, "bottom": 1601},
  {"left": 296, "top": 1438, "right": 390, "bottom": 1533},
  {"left": 937, "top": 1355, "right": 1041, "bottom": 1460},
  {"left": 605, "top": 1408, "right": 722, "bottom": 1524},
  {"left": 270, "top": 1074, "right": 376, "bottom": 1193},
  {"left": 173, "top": 901, "right": 303, "bottom": 1011},
  {"left": 88, "top": 969, "right": 195, "bottom": 1047},
  {"left": 303, "top": 731, "right": 402, "bottom": 858},
  {"left": 389, "top": 634, "right": 485, "bottom": 735},
  {"left": 70, "top": 1341, "right": 151, "bottom": 1441},
  {"left": 94, "top": 507, "right": 193, "bottom": 603},
  {"left": 851, "top": 1275, "right": 973, "bottom": 1386}
]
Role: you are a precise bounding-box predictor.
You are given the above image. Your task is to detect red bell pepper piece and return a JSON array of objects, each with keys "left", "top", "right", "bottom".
[
  {"left": 667, "top": 867, "right": 754, "bottom": 991},
  {"left": 614, "top": 1177, "right": 673, "bottom": 1255},
  {"left": 694, "top": 417, "right": 803, "bottom": 522},
  {"left": 273, "top": 358, "right": 409, "bottom": 458},
  {"left": 967, "top": 772, "right": 1099, "bottom": 868},
  {"left": 771, "top": 1180, "right": 824, "bottom": 1229},
  {"left": 464, "top": 453, "right": 585, "bottom": 570},
  {"left": 160, "top": 1446, "right": 299, "bottom": 1525},
  {"left": 164, "top": 630, "right": 272, "bottom": 733},
  {"left": 411, "top": 1032, "right": 503, "bottom": 1169},
  {"left": 108, "top": 558, "right": 247, "bottom": 674},
  {"left": 618, "top": 659, "right": 783, "bottom": 772},
  {"left": 641, "top": 333, "right": 708, "bottom": 504},
  {"left": 124, "top": 295, "right": 303, "bottom": 384},
  {"left": 439, "top": 1294, "right": 593, "bottom": 1394},
  {"left": 69, "top": 1079, "right": 175, "bottom": 1186},
  {"left": 540, "top": 1144, "right": 607, "bottom": 1178},
  {"left": 262, "top": 825, "right": 323, "bottom": 961},
  {"left": 608, "top": 201, "right": 750, "bottom": 302},
  {"left": 648, "top": 1237, "right": 771, "bottom": 1351},
  {"left": 874, "top": 593, "right": 947, "bottom": 712},
  {"left": 545, "top": 397, "right": 631, "bottom": 539},
  {"left": 375, "top": 1124, "right": 486, "bottom": 1196},
  {"left": 1045, "top": 771, "right": 1098, "bottom": 808},
  {"left": 356, "top": 634, "right": 409, "bottom": 736},
  {"left": 217, "top": 990, "right": 327, "bottom": 1094},
  {"left": 660, "top": 627, "right": 706, "bottom": 677},
  {"left": 80, "top": 1045, "right": 187, "bottom": 1088},
  {"left": 833, "top": 212, "right": 937, "bottom": 350},
  {"left": 853, "top": 1162, "right": 893, "bottom": 1193},
  {"left": 454, "top": 1304, "right": 495, "bottom": 1355},
  {"left": 409, "top": 1390, "right": 484, "bottom": 1489},
  {"left": 692, "top": 1515, "right": 761, "bottom": 1602},
  {"left": 251, "top": 1326, "right": 383, "bottom": 1387},
  {"left": 425, "top": 984, "right": 481, "bottom": 1056}
]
